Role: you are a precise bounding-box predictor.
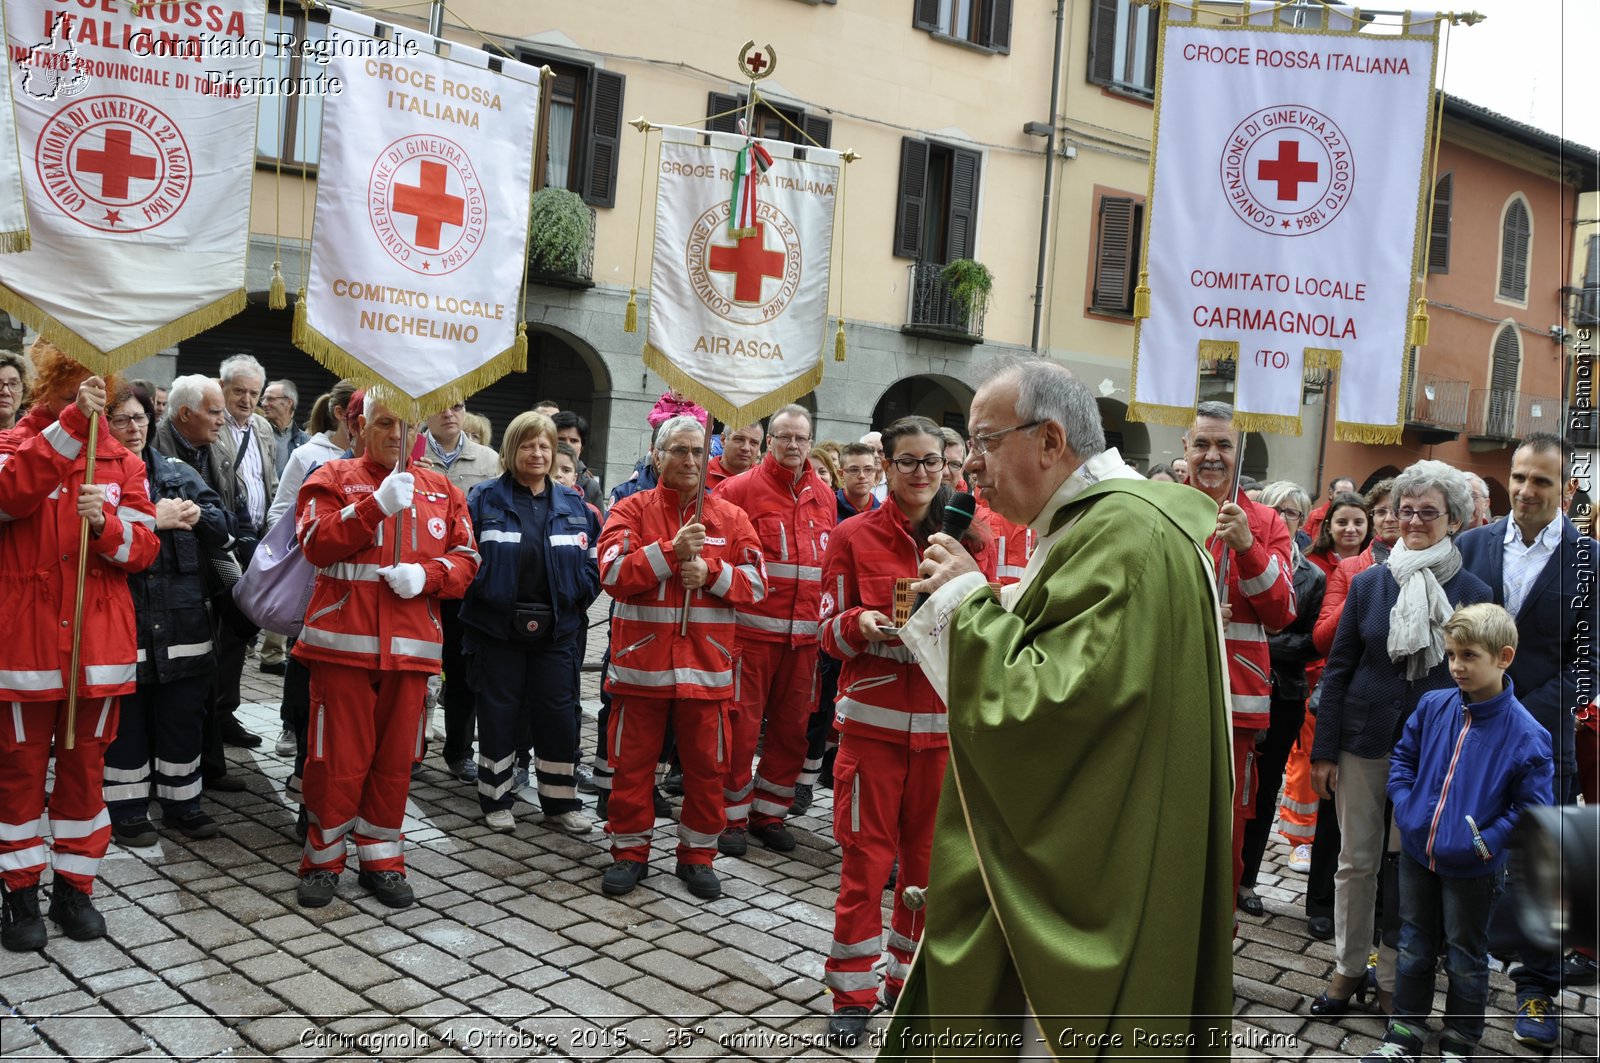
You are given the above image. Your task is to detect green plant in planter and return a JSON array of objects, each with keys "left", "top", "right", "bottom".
[
  {"left": 942, "top": 258, "right": 993, "bottom": 323},
  {"left": 528, "top": 187, "right": 590, "bottom": 276}
]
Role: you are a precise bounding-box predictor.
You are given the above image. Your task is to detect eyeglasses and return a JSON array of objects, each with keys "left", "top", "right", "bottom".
[
  {"left": 0, "top": 379, "right": 23, "bottom": 393},
  {"left": 967, "top": 421, "right": 1043, "bottom": 456},
  {"left": 1397, "top": 506, "right": 1444, "bottom": 524},
  {"left": 771, "top": 433, "right": 811, "bottom": 446},
  {"left": 890, "top": 455, "right": 948, "bottom": 474},
  {"left": 842, "top": 465, "right": 877, "bottom": 477},
  {"left": 1274, "top": 507, "right": 1305, "bottom": 521},
  {"left": 109, "top": 413, "right": 149, "bottom": 429},
  {"left": 665, "top": 445, "right": 706, "bottom": 460}
]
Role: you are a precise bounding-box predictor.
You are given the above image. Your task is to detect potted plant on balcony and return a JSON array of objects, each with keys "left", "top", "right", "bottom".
[
  {"left": 942, "top": 257, "right": 993, "bottom": 332},
  {"left": 528, "top": 187, "right": 589, "bottom": 279}
]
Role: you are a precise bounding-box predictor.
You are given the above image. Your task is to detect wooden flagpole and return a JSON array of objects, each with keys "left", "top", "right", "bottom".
[{"left": 62, "top": 410, "right": 101, "bottom": 752}]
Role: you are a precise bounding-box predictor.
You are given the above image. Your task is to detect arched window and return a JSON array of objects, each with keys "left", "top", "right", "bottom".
[
  {"left": 1487, "top": 323, "right": 1521, "bottom": 437},
  {"left": 1498, "top": 197, "right": 1531, "bottom": 301}
]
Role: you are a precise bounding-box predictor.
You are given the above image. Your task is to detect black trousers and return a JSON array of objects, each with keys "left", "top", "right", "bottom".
[
  {"left": 105, "top": 674, "right": 210, "bottom": 820},
  {"left": 438, "top": 599, "right": 476, "bottom": 765},
  {"left": 472, "top": 634, "right": 582, "bottom": 815},
  {"left": 284, "top": 654, "right": 311, "bottom": 806},
  {"left": 1306, "top": 796, "right": 1340, "bottom": 919},
  {"left": 1240, "top": 693, "right": 1307, "bottom": 888},
  {"left": 201, "top": 623, "right": 251, "bottom": 780}
]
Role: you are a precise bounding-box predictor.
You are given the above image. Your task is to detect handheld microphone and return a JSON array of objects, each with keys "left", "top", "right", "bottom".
[{"left": 913, "top": 491, "right": 977, "bottom": 614}]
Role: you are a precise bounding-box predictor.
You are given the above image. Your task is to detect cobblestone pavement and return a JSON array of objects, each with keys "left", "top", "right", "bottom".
[{"left": 2, "top": 614, "right": 1595, "bottom": 1060}]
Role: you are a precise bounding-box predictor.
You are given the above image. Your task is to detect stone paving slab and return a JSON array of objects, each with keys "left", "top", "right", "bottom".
[{"left": 1, "top": 639, "right": 1596, "bottom": 1061}]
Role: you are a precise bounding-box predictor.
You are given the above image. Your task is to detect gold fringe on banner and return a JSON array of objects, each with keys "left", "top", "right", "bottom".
[
  {"left": 1198, "top": 339, "right": 1240, "bottom": 362},
  {"left": 1126, "top": 400, "right": 1200, "bottom": 428},
  {"left": 293, "top": 308, "right": 527, "bottom": 425},
  {"left": 1335, "top": 421, "right": 1405, "bottom": 445},
  {"left": 0, "top": 230, "right": 31, "bottom": 255},
  {"left": 1233, "top": 411, "right": 1303, "bottom": 437},
  {"left": 643, "top": 342, "right": 825, "bottom": 429},
  {"left": 0, "top": 285, "right": 246, "bottom": 376},
  {"left": 1303, "top": 347, "right": 1343, "bottom": 370},
  {"left": 834, "top": 318, "right": 846, "bottom": 362}
]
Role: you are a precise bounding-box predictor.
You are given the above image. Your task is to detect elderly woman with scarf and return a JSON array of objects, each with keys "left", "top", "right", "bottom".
[{"left": 1308, "top": 461, "right": 1491, "bottom": 1017}]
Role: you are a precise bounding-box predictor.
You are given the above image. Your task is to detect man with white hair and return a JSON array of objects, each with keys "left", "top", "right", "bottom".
[
  {"left": 261, "top": 379, "right": 308, "bottom": 480},
  {"left": 152, "top": 375, "right": 259, "bottom": 783},
  {"left": 1462, "top": 470, "right": 1492, "bottom": 529},
  {"left": 859, "top": 430, "right": 888, "bottom": 503}
]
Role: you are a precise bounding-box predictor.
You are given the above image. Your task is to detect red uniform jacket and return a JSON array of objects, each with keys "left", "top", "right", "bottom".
[
  {"left": 292, "top": 457, "right": 479, "bottom": 674},
  {"left": 975, "top": 494, "right": 1033, "bottom": 586},
  {"left": 0, "top": 403, "right": 159, "bottom": 701},
  {"left": 712, "top": 453, "right": 835, "bottom": 646},
  {"left": 1209, "top": 490, "right": 1296, "bottom": 731},
  {"left": 599, "top": 481, "right": 765, "bottom": 701},
  {"left": 819, "top": 497, "right": 996, "bottom": 750},
  {"left": 1313, "top": 543, "right": 1383, "bottom": 656}
]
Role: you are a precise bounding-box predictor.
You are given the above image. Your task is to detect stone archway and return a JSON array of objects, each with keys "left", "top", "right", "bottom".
[
  {"left": 871, "top": 374, "right": 977, "bottom": 434},
  {"left": 469, "top": 324, "right": 613, "bottom": 466},
  {"left": 1096, "top": 398, "right": 1150, "bottom": 470}
]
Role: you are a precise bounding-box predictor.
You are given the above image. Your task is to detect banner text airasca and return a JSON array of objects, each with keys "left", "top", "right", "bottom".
[{"left": 42, "top": 1, "right": 248, "bottom": 53}]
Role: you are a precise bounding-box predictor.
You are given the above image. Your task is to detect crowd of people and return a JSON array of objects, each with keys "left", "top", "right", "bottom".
[{"left": 0, "top": 342, "right": 1592, "bottom": 1056}]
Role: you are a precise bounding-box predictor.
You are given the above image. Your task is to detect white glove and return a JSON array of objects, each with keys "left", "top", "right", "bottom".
[
  {"left": 373, "top": 471, "right": 415, "bottom": 517},
  {"left": 377, "top": 563, "right": 426, "bottom": 599}
]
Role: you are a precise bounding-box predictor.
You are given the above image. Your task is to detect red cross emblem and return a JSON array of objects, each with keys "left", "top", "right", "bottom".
[
  {"left": 708, "top": 223, "right": 787, "bottom": 305},
  {"left": 76, "top": 129, "right": 158, "bottom": 201},
  {"left": 1256, "top": 140, "right": 1318, "bottom": 202},
  {"left": 393, "top": 161, "right": 466, "bottom": 250}
]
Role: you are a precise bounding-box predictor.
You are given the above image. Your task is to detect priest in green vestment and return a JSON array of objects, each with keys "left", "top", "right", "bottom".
[{"left": 883, "top": 357, "right": 1235, "bottom": 1059}]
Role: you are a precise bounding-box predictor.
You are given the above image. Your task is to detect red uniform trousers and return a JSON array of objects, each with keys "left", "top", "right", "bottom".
[
  {"left": 725, "top": 640, "right": 817, "bottom": 830},
  {"left": 824, "top": 733, "right": 946, "bottom": 1012},
  {"left": 0, "top": 698, "right": 119, "bottom": 894},
  {"left": 300, "top": 663, "right": 429, "bottom": 875},
  {"left": 607, "top": 694, "right": 728, "bottom": 867},
  {"left": 1231, "top": 725, "right": 1259, "bottom": 907}
]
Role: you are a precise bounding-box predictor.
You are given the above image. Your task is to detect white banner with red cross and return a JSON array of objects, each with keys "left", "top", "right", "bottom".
[
  {"left": 0, "top": 0, "right": 264, "bottom": 369},
  {"left": 1131, "top": 4, "right": 1439, "bottom": 442},
  {"left": 294, "top": 6, "right": 540, "bottom": 423},
  {"left": 644, "top": 131, "right": 840, "bottom": 427}
]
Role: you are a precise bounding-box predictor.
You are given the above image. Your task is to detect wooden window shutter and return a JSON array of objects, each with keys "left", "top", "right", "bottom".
[
  {"left": 1491, "top": 326, "right": 1520, "bottom": 389},
  {"left": 802, "top": 111, "right": 832, "bottom": 149},
  {"left": 1428, "top": 174, "right": 1451, "bottom": 274},
  {"left": 1498, "top": 199, "right": 1530, "bottom": 300},
  {"left": 1088, "top": 0, "right": 1120, "bottom": 85},
  {"left": 582, "top": 68, "right": 625, "bottom": 208},
  {"left": 946, "top": 147, "right": 982, "bottom": 262},
  {"left": 893, "top": 137, "right": 930, "bottom": 259},
  {"left": 1093, "top": 196, "right": 1138, "bottom": 312},
  {"left": 706, "top": 92, "right": 741, "bottom": 135},
  {"left": 987, "top": 0, "right": 1014, "bottom": 52},
  {"left": 913, "top": 0, "right": 941, "bottom": 31}
]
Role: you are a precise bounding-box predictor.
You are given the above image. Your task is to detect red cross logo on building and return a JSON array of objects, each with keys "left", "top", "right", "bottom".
[
  {"left": 1256, "top": 140, "right": 1318, "bottom": 202},
  {"left": 708, "top": 223, "right": 786, "bottom": 304},
  {"left": 392, "top": 160, "right": 465, "bottom": 250},
  {"left": 76, "top": 128, "right": 157, "bottom": 201}
]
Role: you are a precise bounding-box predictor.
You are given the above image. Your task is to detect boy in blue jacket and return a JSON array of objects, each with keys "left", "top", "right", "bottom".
[{"left": 1364, "top": 603, "right": 1553, "bottom": 1063}]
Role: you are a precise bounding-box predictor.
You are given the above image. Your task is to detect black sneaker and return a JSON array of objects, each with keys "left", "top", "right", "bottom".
[
  {"left": 221, "top": 719, "right": 263, "bottom": 748},
  {"left": 576, "top": 764, "right": 600, "bottom": 794},
  {"left": 1562, "top": 950, "right": 1599, "bottom": 988},
  {"left": 293, "top": 807, "right": 308, "bottom": 843},
  {"left": 827, "top": 1007, "right": 870, "bottom": 1047},
  {"left": 749, "top": 821, "right": 796, "bottom": 852},
  {"left": 662, "top": 770, "right": 684, "bottom": 796},
  {"left": 674, "top": 862, "right": 722, "bottom": 900},
  {"left": 717, "top": 826, "right": 748, "bottom": 857},
  {"left": 601, "top": 859, "right": 649, "bottom": 897},
  {"left": 789, "top": 783, "right": 814, "bottom": 815},
  {"left": 48, "top": 879, "right": 106, "bottom": 941},
  {"left": 653, "top": 787, "right": 673, "bottom": 819},
  {"left": 0, "top": 884, "right": 46, "bottom": 952},
  {"left": 356, "top": 869, "right": 414, "bottom": 909},
  {"left": 296, "top": 869, "right": 339, "bottom": 908},
  {"left": 169, "top": 810, "right": 220, "bottom": 840},
  {"left": 448, "top": 757, "right": 479, "bottom": 784},
  {"left": 594, "top": 790, "right": 609, "bottom": 820},
  {"left": 112, "top": 817, "right": 159, "bottom": 848},
  {"left": 203, "top": 774, "right": 247, "bottom": 793}
]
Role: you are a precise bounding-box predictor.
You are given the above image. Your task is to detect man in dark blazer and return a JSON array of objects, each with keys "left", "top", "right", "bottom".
[{"left": 1457, "top": 431, "right": 1595, "bottom": 1049}]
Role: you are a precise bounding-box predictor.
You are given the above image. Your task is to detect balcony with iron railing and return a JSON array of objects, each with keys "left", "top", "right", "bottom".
[
  {"left": 1403, "top": 372, "right": 1469, "bottom": 443},
  {"left": 526, "top": 204, "right": 597, "bottom": 289},
  {"left": 903, "top": 261, "right": 985, "bottom": 344},
  {"left": 1467, "top": 388, "right": 1562, "bottom": 446}
]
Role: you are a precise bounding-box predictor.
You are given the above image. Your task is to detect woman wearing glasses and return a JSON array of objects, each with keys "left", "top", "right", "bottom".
[
  {"left": 0, "top": 350, "right": 30, "bottom": 433},
  {"left": 102, "top": 384, "right": 240, "bottom": 851},
  {"left": 1307, "top": 462, "right": 1491, "bottom": 1017},
  {"left": 818, "top": 416, "right": 995, "bottom": 1046}
]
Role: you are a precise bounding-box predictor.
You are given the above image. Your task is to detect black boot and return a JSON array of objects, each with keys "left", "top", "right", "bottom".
[
  {"left": 49, "top": 878, "right": 107, "bottom": 941},
  {"left": 1, "top": 883, "right": 46, "bottom": 952}
]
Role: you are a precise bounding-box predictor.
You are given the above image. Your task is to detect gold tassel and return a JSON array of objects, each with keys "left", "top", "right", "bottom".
[
  {"left": 1132, "top": 269, "right": 1151, "bottom": 319},
  {"left": 292, "top": 288, "right": 307, "bottom": 341},
  {"left": 512, "top": 323, "right": 528, "bottom": 371},
  {"left": 623, "top": 288, "right": 639, "bottom": 333},
  {"left": 834, "top": 319, "right": 846, "bottom": 361},
  {"left": 268, "top": 262, "right": 287, "bottom": 310},
  {"left": 1409, "top": 299, "right": 1430, "bottom": 347}
]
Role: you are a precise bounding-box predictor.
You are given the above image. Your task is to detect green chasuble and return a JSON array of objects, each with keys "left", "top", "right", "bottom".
[{"left": 882, "top": 475, "right": 1235, "bottom": 1060}]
